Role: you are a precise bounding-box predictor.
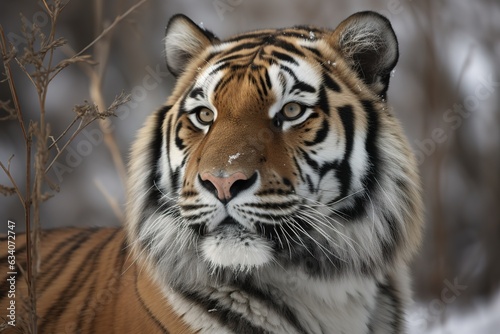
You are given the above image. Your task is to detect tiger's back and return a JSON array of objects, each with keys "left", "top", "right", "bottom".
[
  {"left": 1, "top": 11, "right": 423, "bottom": 334},
  {"left": 0, "top": 229, "right": 193, "bottom": 333}
]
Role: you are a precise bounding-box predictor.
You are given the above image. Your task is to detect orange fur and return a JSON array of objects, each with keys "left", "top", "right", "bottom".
[{"left": 0, "top": 229, "right": 194, "bottom": 333}]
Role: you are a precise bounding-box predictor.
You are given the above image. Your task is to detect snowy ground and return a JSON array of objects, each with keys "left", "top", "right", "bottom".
[{"left": 408, "top": 290, "right": 500, "bottom": 334}]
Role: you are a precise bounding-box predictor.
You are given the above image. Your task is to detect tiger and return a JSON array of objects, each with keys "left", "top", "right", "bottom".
[{"left": 0, "top": 11, "right": 423, "bottom": 334}]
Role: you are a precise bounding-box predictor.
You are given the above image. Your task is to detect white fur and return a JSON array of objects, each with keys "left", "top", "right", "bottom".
[{"left": 200, "top": 229, "right": 273, "bottom": 273}]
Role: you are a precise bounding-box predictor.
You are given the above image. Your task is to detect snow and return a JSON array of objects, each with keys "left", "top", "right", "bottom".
[
  {"left": 228, "top": 153, "right": 241, "bottom": 164},
  {"left": 408, "top": 290, "right": 500, "bottom": 334}
]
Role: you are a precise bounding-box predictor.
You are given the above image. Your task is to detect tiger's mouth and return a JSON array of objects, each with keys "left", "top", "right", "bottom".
[
  {"left": 198, "top": 215, "right": 274, "bottom": 273},
  {"left": 216, "top": 216, "right": 241, "bottom": 230}
]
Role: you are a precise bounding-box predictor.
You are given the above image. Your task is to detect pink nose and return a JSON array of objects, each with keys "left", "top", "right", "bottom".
[{"left": 200, "top": 172, "right": 248, "bottom": 201}]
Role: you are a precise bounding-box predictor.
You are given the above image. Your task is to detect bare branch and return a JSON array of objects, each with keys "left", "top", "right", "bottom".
[
  {"left": 0, "top": 100, "right": 16, "bottom": 121},
  {"left": 0, "top": 158, "right": 25, "bottom": 208},
  {"left": 0, "top": 25, "right": 28, "bottom": 141},
  {"left": 0, "top": 185, "right": 16, "bottom": 196},
  {"left": 47, "top": 117, "right": 79, "bottom": 150},
  {"left": 75, "top": 0, "right": 149, "bottom": 58},
  {"left": 44, "top": 116, "right": 97, "bottom": 173}
]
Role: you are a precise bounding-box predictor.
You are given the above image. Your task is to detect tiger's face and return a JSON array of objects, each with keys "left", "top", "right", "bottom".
[{"left": 127, "top": 12, "right": 422, "bottom": 289}]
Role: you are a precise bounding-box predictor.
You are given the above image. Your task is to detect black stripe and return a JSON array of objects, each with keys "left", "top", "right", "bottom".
[
  {"left": 183, "top": 210, "right": 215, "bottom": 221},
  {"left": 270, "top": 50, "right": 298, "bottom": 65},
  {"left": 225, "top": 32, "right": 272, "bottom": 43},
  {"left": 213, "top": 75, "right": 233, "bottom": 96},
  {"left": 116, "top": 238, "right": 129, "bottom": 274},
  {"left": 258, "top": 74, "right": 269, "bottom": 97},
  {"left": 170, "top": 167, "right": 181, "bottom": 196},
  {"left": 375, "top": 278, "right": 404, "bottom": 333},
  {"left": 178, "top": 289, "right": 270, "bottom": 334},
  {"left": 203, "top": 51, "right": 218, "bottom": 65},
  {"left": 179, "top": 82, "right": 196, "bottom": 117},
  {"left": 187, "top": 223, "right": 206, "bottom": 236},
  {"left": 76, "top": 268, "right": 99, "bottom": 331},
  {"left": 292, "top": 156, "right": 306, "bottom": 183},
  {"left": 336, "top": 100, "right": 380, "bottom": 220},
  {"left": 279, "top": 64, "right": 298, "bottom": 81},
  {"left": 319, "top": 161, "right": 338, "bottom": 179},
  {"left": 135, "top": 270, "right": 170, "bottom": 333},
  {"left": 264, "top": 69, "right": 272, "bottom": 90},
  {"left": 362, "top": 100, "right": 381, "bottom": 189},
  {"left": 305, "top": 174, "right": 315, "bottom": 193},
  {"left": 238, "top": 209, "right": 289, "bottom": 221},
  {"left": 274, "top": 39, "right": 305, "bottom": 57},
  {"left": 38, "top": 229, "right": 101, "bottom": 295},
  {"left": 380, "top": 213, "right": 401, "bottom": 270},
  {"left": 209, "top": 61, "right": 231, "bottom": 75},
  {"left": 304, "top": 118, "right": 329, "bottom": 146},
  {"left": 215, "top": 53, "right": 253, "bottom": 64},
  {"left": 249, "top": 74, "right": 264, "bottom": 98},
  {"left": 40, "top": 229, "right": 121, "bottom": 331},
  {"left": 291, "top": 81, "right": 316, "bottom": 94},
  {"left": 323, "top": 72, "right": 341, "bottom": 92},
  {"left": 303, "top": 46, "right": 322, "bottom": 57},
  {"left": 336, "top": 106, "right": 355, "bottom": 200},
  {"left": 244, "top": 201, "right": 298, "bottom": 210},
  {"left": 174, "top": 121, "right": 185, "bottom": 150},
  {"left": 299, "top": 148, "right": 319, "bottom": 171},
  {"left": 278, "top": 72, "right": 287, "bottom": 96},
  {"left": 138, "top": 107, "right": 172, "bottom": 238},
  {"left": 146, "top": 106, "right": 171, "bottom": 210},
  {"left": 189, "top": 87, "right": 204, "bottom": 99},
  {"left": 232, "top": 280, "right": 309, "bottom": 334},
  {"left": 229, "top": 63, "right": 253, "bottom": 71},
  {"left": 84, "top": 235, "right": 128, "bottom": 333},
  {"left": 317, "top": 85, "right": 330, "bottom": 116},
  {"left": 180, "top": 204, "right": 213, "bottom": 211},
  {"left": 222, "top": 42, "right": 261, "bottom": 55},
  {"left": 180, "top": 191, "right": 198, "bottom": 198}
]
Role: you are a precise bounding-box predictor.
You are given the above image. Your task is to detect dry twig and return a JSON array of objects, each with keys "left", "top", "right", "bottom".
[{"left": 0, "top": 0, "right": 144, "bottom": 331}]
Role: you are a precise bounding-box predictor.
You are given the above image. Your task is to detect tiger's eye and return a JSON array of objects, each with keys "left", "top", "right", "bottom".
[
  {"left": 281, "top": 102, "right": 303, "bottom": 120},
  {"left": 196, "top": 108, "right": 214, "bottom": 125}
]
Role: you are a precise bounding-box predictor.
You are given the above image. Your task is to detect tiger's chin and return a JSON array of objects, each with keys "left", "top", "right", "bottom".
[{"left": 200, "top": 223, "right": 273, "bottom": 274}]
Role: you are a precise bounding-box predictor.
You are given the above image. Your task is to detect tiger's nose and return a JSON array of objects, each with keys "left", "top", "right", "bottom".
[{"left": 200, "top": 172, "right": 257, "bottom": 203}]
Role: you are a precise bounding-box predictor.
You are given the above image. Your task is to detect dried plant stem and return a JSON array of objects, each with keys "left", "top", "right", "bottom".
[
  {"left": 45, "top": 117, "right": 99, "bottom": 173},
  {"left": 94, "top": 179, "right": 124, "bottom": 221},
  {"left": 0, "top": 24, "right": 36, "bottom": 333},
  {"left": 0, "top": 28, "right": 28, "bottom": 141},
  {"left": 90, "top": 70, "right": 128, "bottom": 186},
  {"left": 0, "top": 160, "right": 25, "bottom": 208},
  {"left": 89, "top": 0, "right": 147, "bottom": 186},
  {"left": 48, "top": 117, "right": 79, "bottom": 150},
  {"left": 75, "top": 0, "right": 148, "bottom": 58}
]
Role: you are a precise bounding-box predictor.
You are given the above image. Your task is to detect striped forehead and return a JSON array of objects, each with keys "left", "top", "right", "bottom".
[{"left": 184, "top": 36, "right": 323, "bottom": 114}]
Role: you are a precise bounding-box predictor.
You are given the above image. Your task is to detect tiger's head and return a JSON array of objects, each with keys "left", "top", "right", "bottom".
[{"left": 126, "top": 12, "right": 423, "bottom": 291}]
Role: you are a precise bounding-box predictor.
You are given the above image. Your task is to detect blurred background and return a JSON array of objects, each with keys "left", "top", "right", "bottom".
[{"left": 1, "top": 0, "right": 499, "bottom": 332}]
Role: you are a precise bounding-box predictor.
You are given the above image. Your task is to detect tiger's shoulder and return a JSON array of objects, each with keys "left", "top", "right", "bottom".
[{"left": 0, "top": 228, "right": 193, "bottom": 333}]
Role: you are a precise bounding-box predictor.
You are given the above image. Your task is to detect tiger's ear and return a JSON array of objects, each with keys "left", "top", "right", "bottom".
[
  {"left": 331, "top": 11, "right": 399, "bottom": 97},
  {"left": 164, "top": 14, "right": 218, "bottom": 77}
]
